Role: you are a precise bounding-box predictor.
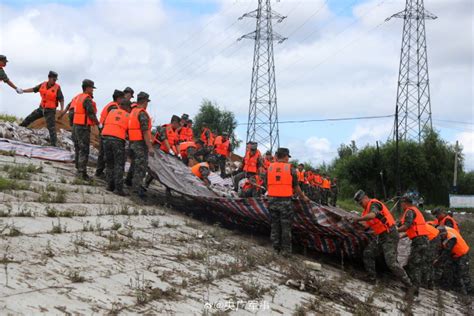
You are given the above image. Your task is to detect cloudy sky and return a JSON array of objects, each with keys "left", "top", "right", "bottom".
[{"left": 0, "top": 0, "right": 472, "bottom": 169}]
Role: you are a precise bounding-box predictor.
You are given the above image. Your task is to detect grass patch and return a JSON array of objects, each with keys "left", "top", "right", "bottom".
[
  {"left": 0, "top": 176, "right": 29, "bottom": 191},
  {"left": 67, "top": 270, "right": 86, "bottom": 283},
  {"left": 0, "top": 113, "right": 19, "bottom": 123},
  {"left": 8, "top": 226, "right": 22, "bottom": 237},
  {"left": 37, "top": 189, "right": 67, "bottom": 203},
  {"left": 2, "top": 164, "right": 42, "bottom": 180},
  {"left": 0, "top": 150, "right": 16, "bottom": 157}
]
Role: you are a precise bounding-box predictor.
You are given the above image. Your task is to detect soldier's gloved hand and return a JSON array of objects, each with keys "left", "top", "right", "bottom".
[{"left": 16, "top": 88, "right": 24, "bottom": 94}]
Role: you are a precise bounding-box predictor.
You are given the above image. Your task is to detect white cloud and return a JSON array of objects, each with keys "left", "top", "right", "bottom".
[{"left": 287, "top": 136, "right": 336, "bottom": 166}]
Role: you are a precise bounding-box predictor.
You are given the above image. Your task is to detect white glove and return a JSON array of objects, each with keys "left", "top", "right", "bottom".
[{"left": 16, "top": 88, "right": 24, "bottom": 94}]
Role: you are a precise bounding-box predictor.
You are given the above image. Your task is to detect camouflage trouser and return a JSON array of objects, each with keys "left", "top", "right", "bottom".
[
  {"left": 268, "top": 198, "right": 294, "bottom": 254},
  {"left": 217, "top": 154, "right": 227, "bottom": 178},
  {"left": 363, "top": 227, "right": 412, "bottom": 286},
  {"left": 68, "top": 110, "right": 74, "bottom": 127},
  {"left": 126, "top": 141, "right": 148, "bottom": 192},
  {"left": 424, "top": 236, "right": 440, "bottom": 287},
  {"left": 406, "top": 236, "right": 429, "bottom": 288},
  {"left": 331, "top": 191, "right": 338, "bottom": 206},
  {"left": 73, "top": 125, "right": 91, "bottom": 175},
  {"left": 103, "top": 137, "right": 125, "bottom": 192},
  {"left": 233, "top": 171, "right": 256, "bottom": 192},
  {"left": 96, "top": 135, "right": 105, "bottom": 175},
  {"left": 453, "top": 255, "right": 472, "bottom": 295},
  {"left": 20, "top": 107, "right": 57, "bottom": 146}
]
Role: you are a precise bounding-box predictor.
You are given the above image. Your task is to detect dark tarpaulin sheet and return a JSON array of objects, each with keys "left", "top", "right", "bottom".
[{"left": 149, "top": 149, "right": 372, "bottom": 257}]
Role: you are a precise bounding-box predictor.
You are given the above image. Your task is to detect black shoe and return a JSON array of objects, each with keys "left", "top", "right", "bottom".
[
  {"left": 114, "top": 189, "right": 128, "bottom": 196},
  {"left": 95, "top": 172, "right": 105, "bottom": 179},
  {"left": 106, "top": 185, "right": 114, "bottom": 192},
  {"left": 125, "top": 179, "right": 132, "bottom": 187},
  {"left": 81, "top": 174, "right": 91, "bottom": 181}
]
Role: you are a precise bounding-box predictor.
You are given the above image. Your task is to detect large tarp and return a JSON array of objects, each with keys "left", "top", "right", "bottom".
[{"left": 149, "top": 149, "right": 372, "bottom": 258}]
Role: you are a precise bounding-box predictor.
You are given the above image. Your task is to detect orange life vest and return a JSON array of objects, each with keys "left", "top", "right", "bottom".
[
  {"left": 128, "top": 107, "right": 152, "bottom": 141},
  {"left": 179, "top": 141, "right": 196, "bottom": 158},
  {"left": 191, "top": 162, "right": 209, "bottom": 179},
  {"left": 101, "top": 109, "right": 130, "bottom": 140},
  {"left": 296, "top": 170, "right": 305, "bottom": 183},
  {"left": 444, "top": 227, "right": 469, "bottom": 258},
  {"left": 72, "top": 93, "right": 97, "bottom": 126},
  {"left": 161, "top": 124, "right": 178, "bottom": 154},
  {"left": 427, "top": 220, "right": 439, "bottom": 226},
  {"left": 425, "top": 224, "right": 440, "bottom": 241},
  {"left": 440, "top": 215, "right": 460, "bottom": 232},
  {"left": 200, "top": 127, "right": 215, "bottom": 146},
  {"left": 39, "top": 82, "right": 60, "bottom": 109},
  {"left": 178, "top": 126, "right": 193, "bottom": 142},
  {"left": 267, "top": 162, "right": 293, "bottom": 198},
  {"left": 214, "top": 136, "right": 230, "bottom": 157},
  {"left": 362, "top": 199, "right": 396, "bottom": 235},
  {"left": 322, "top": 178, "right": 331, "bottom": 189},
  {"left": 263, "top": 157, "right": 273, "bottom": 170},
  {"left": 401, "top": 206, "right": 429, "bottom": 239},
  {"left": 99, "top": 101, "right": 119, "bottom": 125},
  {"left": 243, "top": 150, "right": 261, "bottom": 173},
  {"left": 313, "top": 174, "right": 323, "bottom": 187}
]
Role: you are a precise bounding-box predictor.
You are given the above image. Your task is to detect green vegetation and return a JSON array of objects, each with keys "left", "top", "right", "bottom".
[
  {"left": 37, "top": 189, "right": 67, "bottom": 203},
  {"left": 0, "top": 150, "right": 16, "bottom": 157},
  {"left": 2, "top": 164, "right": 42, "bottom": 180},
  {"left": 0, "top": 113, "right": 19, "bottom": 123},
  {"left": 192, "top": 99, "right": 241, "bottom": 149},
  {"left": 303, "top": 130, "right": 471, "bottom": 206},
  {"left": 0, "top": 176, "right": 29, "bottom": 191}
]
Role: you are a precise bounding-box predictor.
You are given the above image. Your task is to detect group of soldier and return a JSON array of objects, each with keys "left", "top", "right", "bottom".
[
  {"left": 2, "top": 57, "right": 471, "bottom": 297},
  {"left": 350, "top": 191, "right": 471, "bottom": 296}
]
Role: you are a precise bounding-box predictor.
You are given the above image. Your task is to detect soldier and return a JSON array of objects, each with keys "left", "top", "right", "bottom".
[
  {"left": 267, "top": 148, "right": 310, "bottom": 257},
  {"left": 233, "top": 142, "right": 262, "bottom": 192},
  {"left": 95, "top": 89, "right": 125, "bottom": 178},
  {"left": 20, "top": 71, "right": 64, "bottom": 146},
  {"left": 398, "top": 194, "right": 430, "bottom": 294},
  {"left": 424, "top": 222, "right": 442, "bottom": 289},
  {"left": 193, "top": 139, "right": 211, "bottom": 162},
  {"left": 350, "top": 190, "right": 413, "bottom": 289},
  {"left": 161, "top": 115, "right": 180, "bottom": 155},
  {"left": 125, "top": 92, "right": 154, "bottom": 199},
  {"left": 123, "top": 87, "right": 134, "bottom": 101},
  {"left": 191, "top": 156, "right": 217, "bottom": 186},
  {"left": 432, "top": 208, "right": 460, "bottom": 232},
  {"left": 214, "top": 132, "right": 232, "bottom": 178},
  {"left": 0, "top": 55, "right": 23, "bottom": 94},
  {"left": 435, "top": 226, "right": 472, "bottom": 295},
  {"left": 71, "top": 79, "right": 99, "bottom": 180},
  {"left": 102, "top": 100, "right": 131, "bottom": 196}
]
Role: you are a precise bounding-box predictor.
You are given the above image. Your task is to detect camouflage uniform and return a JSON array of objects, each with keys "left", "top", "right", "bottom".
[
  {"left": 268, "top": 167, "right": 299, "bottom": 256},
  {"left": 68, "top": 110, "right": 78, "bottom": 169},
  {"left": 363, "top": 203, "right": 412, "bottom": 286},
  {"left": 19, "top": 83, "right": 64, "bottom": 146},
  {"left": 331, "top": 181, "right": 338, "bottom": 206},
  {"left": 125, "top": 111, "right": 150, "bottom": 193},
  {"left": 73, "top": 98, "right": 98, "bottom": 177},
  {"left": 103, "top": 136, "right": 126, "bottom": 192},
  {"left": 0, "top": 68, "right": 9, "bottom": 83},
  {"left": 144, "top": 126, "right": 166, "bottom": 187},
  {"left": 425, "top": 234, "right": 441, "bottom": 288},
  {"left": 403, "top": 209, "right": 429, "bottom": 288},
  {"left": 96, "top": 104, "right": 118, "bottom": 176},
  {"left": 438, "top": 237, "right": 472, "bottom": 294}
]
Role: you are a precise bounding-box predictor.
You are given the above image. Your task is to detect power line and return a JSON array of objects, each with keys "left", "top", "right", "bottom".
[
  {"left": 236, "top": 114, "right": 394, "bottom": 125},
  {"left": 433, "top": 118, "right": 474, "bottom": 126}
]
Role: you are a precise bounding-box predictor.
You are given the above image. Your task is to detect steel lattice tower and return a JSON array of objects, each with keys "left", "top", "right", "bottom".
[
  {"left": 239, "top": 0, "right": 286, "bottom": 153},
  {"left": 388, "top": 0, "right": 437, "bottom": 142}
]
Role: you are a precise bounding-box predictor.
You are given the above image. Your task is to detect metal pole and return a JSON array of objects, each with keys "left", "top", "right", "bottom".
[
  {"left": 395, "top": 104, "right": 401, "bottom": 214},
  {"left": 453, "top": 140, "right": 458, "bottom": 193}
]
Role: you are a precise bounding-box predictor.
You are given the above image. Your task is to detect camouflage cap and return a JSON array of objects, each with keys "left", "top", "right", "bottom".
[
  {"left": 112, "top": 89, "right": 125, "bottom": 100},
  {"left": 276, "top": 147, "right": 291, "bottom": 158},
  {"left": 181, "top": 113, "right": 189, "bottom": 120},
  {"left": 353, "top": 189, "right": 366, "bottom": 202},
  {"left": 171, "top": 115, "right": 180, "bottom": 123},
  {"left": 123, "top": 87, "right": 134, "bottom": 97},
  {"left": 48, "top": 71, "right": 58, "bottom": 78},
  {"left": 222, "top": 132, "right": 229, "bottom": 136},
  {"left": 82, "top": 79, "right": 96, "bottom": 89},
  {"left": 0, "top": 55, "right": 8, "bottom": 62},
  {"left": 136, "top": 91, "right": 151, "bottom": 102}
]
